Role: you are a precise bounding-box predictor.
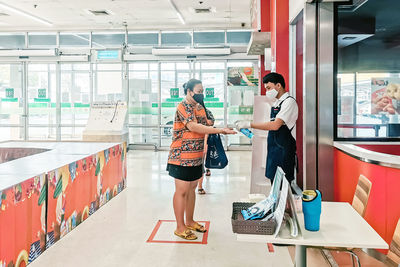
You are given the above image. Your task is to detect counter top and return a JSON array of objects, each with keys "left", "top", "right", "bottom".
[
  {"left": 334, "top": 141, "right": 400, "bottom": 169},
  {"left": 0, "top": 141, "right": 121, "bottom": 191}
]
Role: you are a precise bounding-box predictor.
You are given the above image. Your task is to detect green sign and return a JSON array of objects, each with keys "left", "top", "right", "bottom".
[
  {"left": 170, "top": 88, "right": 179, "bottom": 98},
  {"left": 5, "top": 88, "right": 14, "bottom": 98},
  {"left": 206, "top": 88, "right": 214, "bottom": 98},
  {"left": 38, "top": 88, "right": 46, "bottom": 99}
]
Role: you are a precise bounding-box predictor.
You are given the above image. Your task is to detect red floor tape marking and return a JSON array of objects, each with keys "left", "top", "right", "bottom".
[{"left": 147, "top": 220, "right": 210, "bottom": 245}]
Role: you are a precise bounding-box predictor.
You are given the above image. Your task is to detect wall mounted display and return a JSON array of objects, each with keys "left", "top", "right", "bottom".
[
  {"left": 227, "top": 67, "right": 259, "bottom": 86},
  {"left": 371, "top": 78, "right": 400, "bottom": 115}
]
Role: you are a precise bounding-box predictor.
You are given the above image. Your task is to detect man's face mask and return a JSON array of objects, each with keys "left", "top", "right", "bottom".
[{"left": 265, "top": 88, "right": 278, "bottom": 100}]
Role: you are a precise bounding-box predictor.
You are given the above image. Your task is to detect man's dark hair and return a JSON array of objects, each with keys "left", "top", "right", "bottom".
[
  {"left": 262, "top": 72, "right": 285, "bottom": 89},
  {"left": 183, "top": 79, "right": 202, "bottom": 95}
]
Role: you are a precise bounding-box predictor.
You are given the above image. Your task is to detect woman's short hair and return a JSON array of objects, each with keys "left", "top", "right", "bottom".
[{"left": 183, "top": 79, "right": 202, "bottom": 95}]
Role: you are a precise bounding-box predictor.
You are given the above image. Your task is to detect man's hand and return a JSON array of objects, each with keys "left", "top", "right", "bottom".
[{"left": 235, "top": 120, "right": 251, "bottom": 131}]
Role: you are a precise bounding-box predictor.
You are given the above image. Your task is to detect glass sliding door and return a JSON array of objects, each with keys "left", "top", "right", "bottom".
[
  {"left": 60, "top": 63, "right": 91, "bottom": 140},
  {"left": 125, "top": 59, "right": 258, "bottom": 150},
  {"left": 128, "top": 62, "right": 159, "bottom": 146},
  {"left": 27, "top": 63, "right": 57, "bottom": 140},
  {"left": 93, "top": 63, "right": 124, "bottom": 102},
  {"left": 198, "top": 62, "right": 226, "bottom": 127},
  {"left": 0, "top": 64, "right": 24, "bottom": 141},
  {"left": 160, "top": 62, "right": 179, "bottom": 147}
]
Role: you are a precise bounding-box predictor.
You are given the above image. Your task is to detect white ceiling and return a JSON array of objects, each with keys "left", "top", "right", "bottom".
[{"left": 0, "top": 0, "right": 252, "bottom": 31}]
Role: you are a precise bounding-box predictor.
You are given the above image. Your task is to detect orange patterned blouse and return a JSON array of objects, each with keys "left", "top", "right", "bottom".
[{"left": 167, "top": 99, "right": 214, "bottom": 167}]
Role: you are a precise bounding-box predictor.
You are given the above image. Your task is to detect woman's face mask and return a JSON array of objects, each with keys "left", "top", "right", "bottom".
[{"left": 192, "top": 93, "right": 204, "bottom": 105}]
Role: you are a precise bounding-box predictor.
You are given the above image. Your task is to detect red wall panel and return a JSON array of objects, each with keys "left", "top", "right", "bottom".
[{"left": 334, "top": 148, "right": 400, "bottom": 254}]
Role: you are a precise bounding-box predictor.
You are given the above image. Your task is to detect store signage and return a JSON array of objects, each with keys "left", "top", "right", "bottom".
[
  {"left": 170, "top": 88, "right": 179, "bottom": 98},
  {"left": 38, "top": 88, "right": 46, "bottom": 99},
  {"left": 206, "top": 88, "right": 214, "bottom": 98},
  {"left": 5, "top": 88, "right": 14, "bottom": 98},
  {"left": 97, "top": 50, "right": 120, "bottom": 60}
]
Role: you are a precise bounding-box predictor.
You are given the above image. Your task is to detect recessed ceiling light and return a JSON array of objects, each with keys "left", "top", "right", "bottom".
[{"left": 86, "top": 9, "right": 114, "bottom": 16}]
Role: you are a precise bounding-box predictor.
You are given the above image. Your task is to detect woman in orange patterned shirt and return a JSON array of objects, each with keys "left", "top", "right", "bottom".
[{"left": 167, "top": 79, "right": 236, "bottom": 240}]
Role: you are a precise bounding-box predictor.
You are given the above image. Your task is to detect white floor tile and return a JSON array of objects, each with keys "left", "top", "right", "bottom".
[{"left": 29, "top": 150, "right": 293, "bottom": 267}]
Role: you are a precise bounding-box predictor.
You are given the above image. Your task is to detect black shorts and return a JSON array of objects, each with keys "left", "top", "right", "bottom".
[{"left": 167, "top": 164, "right": 203, "bottom": 182}]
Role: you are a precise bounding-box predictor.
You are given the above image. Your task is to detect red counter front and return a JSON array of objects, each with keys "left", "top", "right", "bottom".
[
  {"left": 334, "top": 145, "right": 400, "bottom": 254},
  {"left": 0, "top": 142, "right": 127, "bottom": 266},
  {"left": 0, "top": 175, "right": 46, "bottom": 267}
]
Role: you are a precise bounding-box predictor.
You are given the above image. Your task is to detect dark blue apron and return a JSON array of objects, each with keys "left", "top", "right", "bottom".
[{"left": 265, "top": 96, "right": 297, "bottom": 182}]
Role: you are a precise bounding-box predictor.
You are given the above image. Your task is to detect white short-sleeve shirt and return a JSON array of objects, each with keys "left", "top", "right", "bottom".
[{"left": 272, "top": 92, "right": 298, "bottom": 139}]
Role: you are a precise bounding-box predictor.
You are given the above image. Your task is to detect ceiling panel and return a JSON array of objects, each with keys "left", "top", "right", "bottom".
[{"left": 0, "top": 0, "right": 251, "bottom": 31}]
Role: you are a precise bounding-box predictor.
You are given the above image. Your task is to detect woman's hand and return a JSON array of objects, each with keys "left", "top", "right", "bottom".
[{"left": 220, "top": 128, "right": 237, "bottom": 135}]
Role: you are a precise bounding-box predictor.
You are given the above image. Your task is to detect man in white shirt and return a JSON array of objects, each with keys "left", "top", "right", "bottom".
[{"left": 236, "top": 72, "right": 298, "bottom": 182}]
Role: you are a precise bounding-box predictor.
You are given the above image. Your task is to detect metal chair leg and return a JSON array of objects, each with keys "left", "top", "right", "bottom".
[{"left": 347, "top": 251, "right": 361, "bottom": 267}]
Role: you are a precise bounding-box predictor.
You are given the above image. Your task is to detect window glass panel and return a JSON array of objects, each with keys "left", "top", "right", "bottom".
[
  {"left": 194, "top": 32, "right": 225, "bottom": 45},
  {"left": 92, "top": 33, "right": 125, "bottom": 47},
  {"left": 28, "top": 33, "right": 57, "bottom": 47},
  {"left": 176, "top": 63, "right": 190, "bottom": 70},
  {"left": 0, "top": 64, "right": 24, "bottom": 126},
  {"left": 60, "top": 64, "right": 90, "bottom": 126},
  {"left": 0, "top": 34, "right": 25, "bottom": 49},
  {"left": 27, "top": 64, "right": 57, "bottom": 129},
  {"left": 60, "top": 33, "right": 90, "bottom": 47},
  {"left": 93, "top": 64, "right": 123, "bottom": 101},
  {"left": 61, "top": 127, "right": 85, "bottom": 140},
  {"left": 201, "top": 62, "right": 225, "bottom": 70},
  {"left": 149, "top": 63, "right": 158, "bottom": 71},
  {"left": 29, "top": 127, "right": 56, "bottom": 140},
  {"left": 0, "top": 127, "right": 23, "bottom": 141},
  {"left": 128, "top": 33, "right": 158, "bottom": 46},
  {"left": 336, "top": 0, "right": 400, "bottom": 138},
  {"left": 161, "top": 63, "right": 175, "bottom": 70},
  {"left": 227, "top": 31, "right": 251, "bottom": 44},
  {"left": 131, "top": 63, "right": 148, "bottom": 71},
  {"left": 161, "top": 32, "right": 191, "bottom": 46}
]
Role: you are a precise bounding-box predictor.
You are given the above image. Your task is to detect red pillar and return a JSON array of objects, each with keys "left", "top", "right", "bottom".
[
  {"left": 259, "top": 0, "right": 271, "bottom": 95},
  {"left": 271, "top": 0, "right": 289, "bottom": 91}
]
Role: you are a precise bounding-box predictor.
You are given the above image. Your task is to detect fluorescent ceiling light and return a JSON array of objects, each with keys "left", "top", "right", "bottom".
[
  {"left": 176, "top": 12, "right": 185, "bottom": 25},
  {"left": 0, "top": 1, "right": 53, "bottom": 26},
  {"left": 168, "top": 0, "right": 185, "bottom": 25},
  {"left": 72, "top": 34, "right": 106, "bottom": 49}
]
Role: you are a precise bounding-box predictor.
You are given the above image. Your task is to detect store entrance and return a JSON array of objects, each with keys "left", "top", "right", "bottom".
[{"left": 127, "top": 60, "right": 259, "bottom": 150}]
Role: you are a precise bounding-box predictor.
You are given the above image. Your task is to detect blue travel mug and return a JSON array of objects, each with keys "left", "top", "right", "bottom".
[{"left": 302, "top": 190, "right": 322, "bottom": 231}]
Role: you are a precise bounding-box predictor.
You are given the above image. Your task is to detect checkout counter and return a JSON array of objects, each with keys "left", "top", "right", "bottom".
[
  {"left": 334, "top": 142, "right": 400, "bottom": 253},
  {"left": 0, "top": 141, "right": 127, "bottom": 266}
]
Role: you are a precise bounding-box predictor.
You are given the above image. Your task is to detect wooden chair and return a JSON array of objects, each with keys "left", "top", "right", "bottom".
[
  {"left": 332, "top": 218, "right": 400, "bottom": 267},
  {"left": 321, "top": 174, "right": 373, "bottom": 267},
  {"left": 351, "top": 174, "right": 372, "bottom": 217},
  {"left": 384, "top": 218, "right": 400, "bottom": 266}
]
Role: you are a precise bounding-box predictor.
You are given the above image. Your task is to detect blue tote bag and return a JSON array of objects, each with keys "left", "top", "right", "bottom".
[{"left": 205, "top": 134, "right": 228, "bottom": 169}]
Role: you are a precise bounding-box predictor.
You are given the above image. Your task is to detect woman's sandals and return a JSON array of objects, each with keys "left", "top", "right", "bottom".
[
  {"left": 198, "top": 188, "right": 206, "bottom": 195},
  {"left": 186, "top": 222, "right": 207, "bottom": 233},
  {"left": 174, "top": 229, "right": 198, "bottom": 240}
]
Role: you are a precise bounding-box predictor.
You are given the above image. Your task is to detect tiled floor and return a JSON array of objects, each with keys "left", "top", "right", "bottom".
[{"left": 29, "top": 150, "right": 293, "bottom": 267}]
